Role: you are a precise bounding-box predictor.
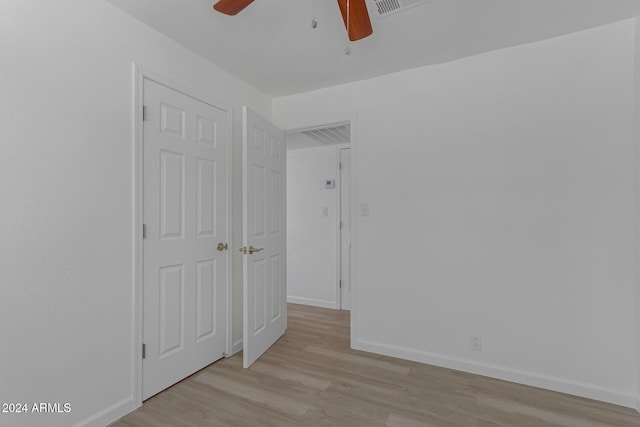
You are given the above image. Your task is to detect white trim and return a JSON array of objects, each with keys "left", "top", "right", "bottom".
[
  {"left": 132, "top": 62, "right": 234, "bottom": 407},
  {"left": 348, "top": 114, "right": 359, "bottom": 348},
  {"left": 242, "top": 106, "right": 249, "bottom": 364},
  {"left": 337, "top": 145, "right": 352, "bottom": 311},
  {"left": 287, "top": 296, "right": 338, "bottom": 309},
  {"left": 634, "top": 15, "right": 640, "bottom": 418},
  {"left": 334, "top": 145, "right": 342, "bottom": 310},
  {"left": 224, "top": 92, "right": 234, "bottom": 358},
  {"left": 353, "top": 338, "right": 638, "bottom": 409},
  {"left": 283, "top": 124, "right": 288, "bottom": 333},
  {"left": 132, "top": 61, "right": 145, "bottom": 411},
  {"left": 72, "top": 397, "right": 134, "bottom": 427},
  {"left": 232, "top": 339, "right": 243, "bottom": 356}
]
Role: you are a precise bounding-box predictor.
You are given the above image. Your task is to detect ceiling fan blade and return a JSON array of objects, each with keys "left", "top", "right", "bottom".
[
  {"left": 337, "top": 0, "right": 373, "bottom": 41},
  {"left": 213, "top": 0, "right": 255, "bottom": 15}
]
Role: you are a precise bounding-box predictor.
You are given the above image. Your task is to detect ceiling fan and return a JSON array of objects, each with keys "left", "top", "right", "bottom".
[{"left": 212, "top": 0, "right": 373, "bottom": 41}]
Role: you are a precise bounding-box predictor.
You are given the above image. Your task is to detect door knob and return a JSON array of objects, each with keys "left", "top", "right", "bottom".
[
  {"left": 217, "top": 242, "right": 228, "bottom": 251},
  {"left": 239, "top": 246, "right": 264, "bottom": 255}
]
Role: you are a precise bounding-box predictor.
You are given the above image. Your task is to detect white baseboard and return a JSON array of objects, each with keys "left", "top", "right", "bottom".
[
  {"left": 287, "top": 296, "right": 338, "bottom": 309},
  {"left": 232, "top": 339, "right": 243, "bottom": 356},
  {"left": 353, "top": 338, "right": 637, "bottom": 409},
  {"left": 73, "top": 396, "right": 136, "bottom": 427}
]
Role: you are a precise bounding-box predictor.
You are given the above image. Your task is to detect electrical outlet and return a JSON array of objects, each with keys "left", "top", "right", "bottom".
[{"left": 471, "top": 335, "right": 482, "bottom": 351}]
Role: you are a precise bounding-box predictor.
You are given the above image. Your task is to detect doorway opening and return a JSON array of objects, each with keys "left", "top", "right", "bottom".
[{"left": 285, "top": 123, "right": 351, "bottom": 311}]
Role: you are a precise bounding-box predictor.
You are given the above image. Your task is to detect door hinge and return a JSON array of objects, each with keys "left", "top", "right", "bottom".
[
  {"left": 339, "top": 280, "right": 342, "bottom": 288},
  {"left": 142, "top": 343, "right": 146, "bottom": 359},
  {"left": 340, "top": 220, "right": 343, "bottom": 230},
  {"left": 142, "top": 105, "right": 148, "bottom": 121},
  {"left": 339, "top": 162, "right": 342, "bottom": 171},
  {"left": 143, "top": 223, "right": 147, "bottom": 239}
]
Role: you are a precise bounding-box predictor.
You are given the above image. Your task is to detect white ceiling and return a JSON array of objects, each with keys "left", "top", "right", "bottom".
[{"left": 108, "top": 0, "right": 640, "bottom": 97}]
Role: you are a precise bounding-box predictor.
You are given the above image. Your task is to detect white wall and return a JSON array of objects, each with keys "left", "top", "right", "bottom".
[
  {"left": 274, "top": 20, "right": 638, "bottom": 407},
  {"left": 0, "top": 1, "right": 270, "bottom": 426},
  {"left": 287, "top": 146, "right": 339, "bottom": 308}
]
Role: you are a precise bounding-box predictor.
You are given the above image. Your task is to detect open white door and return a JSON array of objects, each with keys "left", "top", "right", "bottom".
[{"left": 242, "top": 106, "right": 287, "bottom": 368}]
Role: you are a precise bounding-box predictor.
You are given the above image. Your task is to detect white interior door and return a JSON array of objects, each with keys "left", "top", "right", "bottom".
[
  {"left": 242, "top": 106, "right": 286, "bottom": 368},
  {"left": 142, "top": 78, "right": 228, "bottom": 399},
  {"left": 340, "top": 148, "right": 351, "bottom": 310}
]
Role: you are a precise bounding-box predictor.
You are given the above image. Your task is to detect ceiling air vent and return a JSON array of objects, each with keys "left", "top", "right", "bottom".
[
  {"left": 300, "top": 123, "right": 350, "bottom": 145},
  {"left": 374, "top": 0, "right": 430, "bottom": 17}
]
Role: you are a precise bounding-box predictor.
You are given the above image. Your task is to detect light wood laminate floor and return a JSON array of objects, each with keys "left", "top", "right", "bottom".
[{"left": 112, "top": 304, "right": 640, "bottom": 427}]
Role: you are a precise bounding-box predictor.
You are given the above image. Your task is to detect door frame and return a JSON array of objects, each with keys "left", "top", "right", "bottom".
[
  {"left": 132, "top": 63, "right": 233, "bottom": 406},
  {"left": 281, "top": 114, "right": 359, "bottom": 338},
  {"left": 284, "top": 141, "right": 346, "bottom": 310},
  {"left": 338, "top": 146, "right": 351, "bottom": 310}
]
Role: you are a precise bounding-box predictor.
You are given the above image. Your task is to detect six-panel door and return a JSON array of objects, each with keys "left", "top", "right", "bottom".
[
  {"left": 242, "top": 106, "right": 287, "bottom": 368},
  {"left": 142, "top": 78, "right": 228, "bottom": 399}
]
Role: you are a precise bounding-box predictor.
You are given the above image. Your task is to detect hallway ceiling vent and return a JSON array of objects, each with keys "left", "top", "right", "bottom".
[
  {"left": 374, "top": 0, "right": 430, "bottom": 17},
  {"left": 301, "top": 123, "right": 350, "bottom": 146}
]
